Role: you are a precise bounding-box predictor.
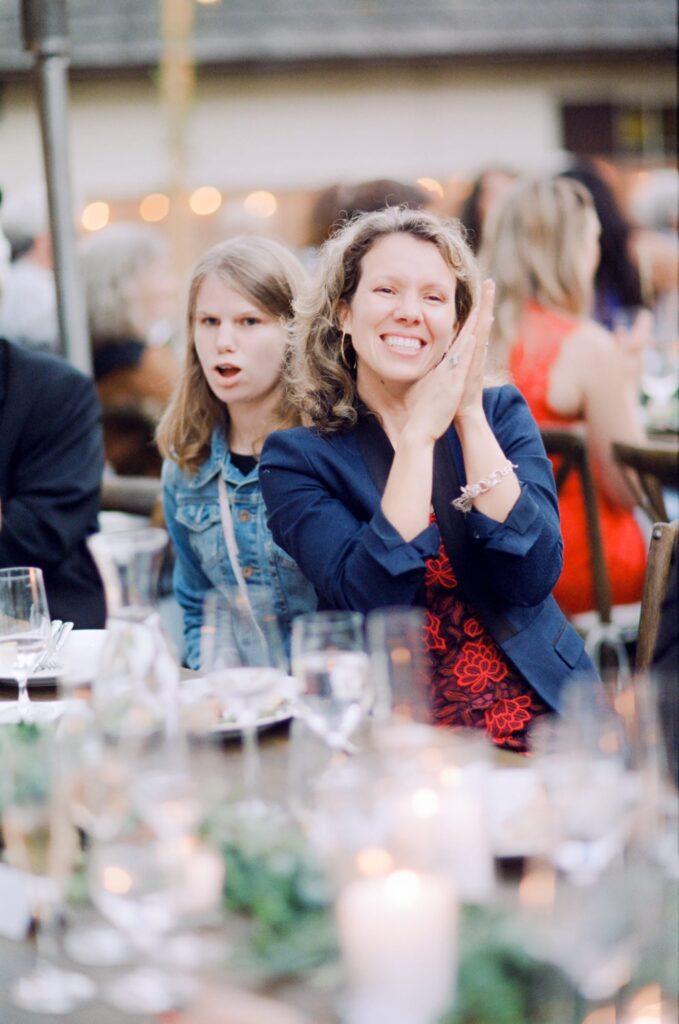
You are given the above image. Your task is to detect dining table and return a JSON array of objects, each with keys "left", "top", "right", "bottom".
[
  {"left": 1, "top": 635, "right": 673, "bottom": 1024},
  {"left": 0, "top": 653, "right": 343, "bottom": 1024}
]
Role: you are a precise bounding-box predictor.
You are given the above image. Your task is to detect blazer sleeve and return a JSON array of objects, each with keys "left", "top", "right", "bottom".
[
  {"left": 0, "top": 367, "right": 103, "bottom": 569},
  {"left": 260, "top": 430, "right": 439, "bottom": 613},
  {"left": 459, "top": 385, "right": 563, "bottom": 606}
]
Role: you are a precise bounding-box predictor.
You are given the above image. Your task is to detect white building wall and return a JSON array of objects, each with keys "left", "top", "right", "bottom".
[{"left": 1, "top": 60, "right": 674, "bottom": 202}]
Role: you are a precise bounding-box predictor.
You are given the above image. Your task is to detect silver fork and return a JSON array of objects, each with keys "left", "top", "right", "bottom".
[{"left": 33, "top": 621, "right": 73, "bottom": 674}]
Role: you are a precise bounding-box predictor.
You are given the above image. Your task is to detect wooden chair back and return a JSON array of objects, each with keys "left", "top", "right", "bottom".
[
  {"left": 635, "top": 519, "right": 679, "bottom": 673},
  {"left": 611, "top": 438, "right": 679, "bottom": 524},
  {"left": 540, "top": 425, "right": 612, "bottom": 624}
]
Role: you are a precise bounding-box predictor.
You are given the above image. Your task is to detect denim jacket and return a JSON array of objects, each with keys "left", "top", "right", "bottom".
[{"left": 162, "top": 427, "right": 317, "bottom": 669}]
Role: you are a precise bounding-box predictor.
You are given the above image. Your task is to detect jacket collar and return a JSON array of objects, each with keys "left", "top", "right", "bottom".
[{"left": 187, "top": 427, "right": 257, "bottom": 489}]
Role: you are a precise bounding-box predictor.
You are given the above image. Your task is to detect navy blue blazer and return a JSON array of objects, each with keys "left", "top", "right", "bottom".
[
  {"left": 260, "top": 384, "right": 596, "bottom": 711},
  {"left": 0, "top": 338, "right": 106, "bottom": 628}
]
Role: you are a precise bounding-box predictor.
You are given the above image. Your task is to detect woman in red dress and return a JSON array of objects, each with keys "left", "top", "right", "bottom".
[{"left": 481, "top": 177, "right": 649, "bottom": 616}]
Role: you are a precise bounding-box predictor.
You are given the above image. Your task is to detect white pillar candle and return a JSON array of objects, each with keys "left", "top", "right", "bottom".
[
  {"left": 336, "top": 868, "right": 457, "bottom": 1024},
  {"left": 387, "top": 772, "right": 494, "bottom": 903},
  {"left": 438, "top": 768, "right": 494, "bottom": 903}
]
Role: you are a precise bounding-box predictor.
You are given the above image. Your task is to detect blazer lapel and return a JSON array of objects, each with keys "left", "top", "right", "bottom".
[{"left": 354, "top": 408, "right": 394, "bottom": 494}]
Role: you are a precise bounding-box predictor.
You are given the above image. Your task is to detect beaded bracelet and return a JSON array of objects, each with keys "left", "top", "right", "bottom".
[{"left": 452, "top": 461, "right": 518, "bottom": 513}]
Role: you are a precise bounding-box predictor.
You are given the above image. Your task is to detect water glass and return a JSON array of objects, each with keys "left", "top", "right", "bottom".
[
  {"left": 366, "top": 606, "right": 431, "bottom": 725},
  {"left": 201, "top": 587, "right": 287, "bottom": 815},
  {"left": 291, "top": 610, "right": 370, "bottom": 750},
  {"left": 0, "top": 726, "right": 96, "bottom": 1013},
  {"left": 0, "top": 566, "right": 51, "bottom": 718}
]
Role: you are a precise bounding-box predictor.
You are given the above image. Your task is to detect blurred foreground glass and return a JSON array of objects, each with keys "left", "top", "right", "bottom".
[
  {"left": 531, "top": 678, "right": 629, "bottom": 883},
  {"left": 201, "top": 587, "right": 287, "bottom": 817},
  {"left": 366, "top": 607, "right": 431, "bottom": 725},
  {"left": 0, "top": 567, "right": 51, "bottom": 719},
  {"left": 0, "top": 726, "right": 96, "bottom": 1013},
  {"left": 87, "top": 528, "right": 180, "bottom": 742},
  {"left": 291, "top": 610, "right": 370, "bottom": 749},
  {"left": 304, "top": 752, "right": 459, "bottom": 1024},
  {"left": 518, "top": 854, "right": 643, "bottom": 1005},
  {"left": 88, "top": 834, "right": 223, "bottom": 1014},
  {"left": 87, "top": 526, "right": 168, "bottom": 616},
  {"left": 613, "top": 674, "right": 679, "bottom": 878}
]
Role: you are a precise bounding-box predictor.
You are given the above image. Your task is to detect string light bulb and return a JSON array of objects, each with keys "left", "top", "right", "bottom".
[
  {"left": 81, "top": 201, "right": 110, "bottom": 232},
  {"left": 189, "top": 186, "right": 222, "bottom": 216},
  {"left": 243, "top": 191, "right": 277, "bottom": 218},
  {"left": 139, "top": 193, "right": 170, "bottom": 223}
]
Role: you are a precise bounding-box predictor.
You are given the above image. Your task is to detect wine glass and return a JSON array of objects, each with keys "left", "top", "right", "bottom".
[
  {"left": 0, "top": 725, "right": 96, "bottom": 1013},
  {"left": 531, "top": 680, "right": 629, "bottom": 884},
  {"left": 200, "top": 587, "right": 288, "bottom": 818},
  {"left": 88, "top": 836, "right": 199, "bottom": 1014},
  {"left": 59, "top": 714, "right": 136, "bottom": 968},
  {"left": 366, "top": 606, "right": 431, "bottom": 725},
  {"left": 0, "top": 566, "right": 51, "bottom": 720},
  {"left": 291, "top": 610, "right": 370, "bottom": 751}
]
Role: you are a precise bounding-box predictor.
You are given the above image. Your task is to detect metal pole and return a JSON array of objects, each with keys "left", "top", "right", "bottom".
[{"left": 21, "top": 0, "right": 91, "bottom": 374}]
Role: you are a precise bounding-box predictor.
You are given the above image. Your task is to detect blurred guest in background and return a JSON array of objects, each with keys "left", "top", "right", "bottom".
[
  {"left": 458, "top": 167, "right": 516, "bottom": 254},
  {"left": 629, "top": 167, "right": 679, "bottom": 347},
  {"left": 559, "top": 159, "right": 644, "bottom": 330},
  {"left": 0, "top": 336, "right": 105, "bottom": 627},
  {"left": 157, "top": 236, "right": 316, "bottom": 669},
  {"left": 0, "top": 182, "right": 59, "bottom": 352},
  {"left": 308, "top": 178, "right": 431, "bottom": 249},
  {"left": 261, "top": 207, "right": 596, "bottom": 751},
  {"left": 481, "top": 177, "right": 649, "bottom": 616},
  {"left": 80, "top": 222, "right": 180, "bottom": 475}
]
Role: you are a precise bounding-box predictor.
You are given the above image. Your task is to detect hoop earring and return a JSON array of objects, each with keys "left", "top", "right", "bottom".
[{"left": 339, "top": 331, "right": 355, "bottom": 372}]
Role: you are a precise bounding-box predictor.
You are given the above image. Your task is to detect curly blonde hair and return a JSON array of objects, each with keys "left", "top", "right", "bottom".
[
  {"left": 288, "top": 206, "right": 480, "bottom": 432},
  {"left": 480, "top": 177, "right": 596, "bottom": 368},
  {"left": 157, "top": 235, "right": 307, "bottom": 474}
]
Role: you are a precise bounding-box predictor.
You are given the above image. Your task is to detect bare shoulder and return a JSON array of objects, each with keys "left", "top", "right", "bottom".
[
  {"left": 548, "top": 319, "right": 616, "bottom": 416},
  {"left": 560, "top": 319, "right": 616, "bottom": 362}
]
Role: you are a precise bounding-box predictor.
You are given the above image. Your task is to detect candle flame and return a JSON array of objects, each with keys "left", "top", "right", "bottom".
[
  {"left": 411, "top": 787, "right": 440, "bottom": 818},
  {"left": 356, "top": 847, "right": 393, "bottom": 877},
  {"left": 385, "top": 869, "right": 421, "bottom": 906},
  {"left": 103, "top": 865, "right": 132, "bottom": 894}
]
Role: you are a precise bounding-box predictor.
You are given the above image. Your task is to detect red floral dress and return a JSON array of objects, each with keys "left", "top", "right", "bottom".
[{"left": 424, "top": 516, "right": 550, "bottom": 752}]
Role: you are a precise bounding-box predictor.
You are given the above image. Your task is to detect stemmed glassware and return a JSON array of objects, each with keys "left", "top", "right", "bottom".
[
  {"left": 87, "top": 527, "right": 180, "bottom": 743},
  {"left": 87, "top": 835, "right": 200, "bottom": 1014},
  {"left": 0, "top": 566, "right": 51, "bottom": 720},
  {"left": 201, "top": 587, "right": 289, "bottom": 817},
  {"left": 366, "top": 606, "right": 431, "bottom": 725},
  {"left": 291, "top": 610, "right": 371, "bottom": 751},
  {"left": 0, "top": 725, "right": 96, "bottom": 1013},
  {"left": 530, "top": 680, "right": 629, "bottom": 884}
]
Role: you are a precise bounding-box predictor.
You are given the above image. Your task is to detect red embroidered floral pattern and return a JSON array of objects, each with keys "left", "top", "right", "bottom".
[
  {"left": 424, "top": 517, "right": 549, "bottom": 752},
  {"left": 423, "top": 609, "right": 447, "bottom": 652}
]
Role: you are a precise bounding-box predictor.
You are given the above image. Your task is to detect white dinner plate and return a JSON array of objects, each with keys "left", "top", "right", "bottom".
[
  {"left": 0, "top": 629, "right": 108, "bottom": 689},
  {"left": 0, "top": 664, "right": 64, "bottom": 687},
  {"left": 178, "top": 674, "right": 298, "bottom": 736},
  {"left": 212, "top": 707, "right": 294, "bottom": 737}
]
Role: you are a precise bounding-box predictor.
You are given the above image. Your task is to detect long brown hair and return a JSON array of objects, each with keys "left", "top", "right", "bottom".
[
  {"left": 157, "top": 235, "right": 307, "bottom": 474},
  {"left": 288, "top": 206, "right": 479, "bottom": 432}
]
